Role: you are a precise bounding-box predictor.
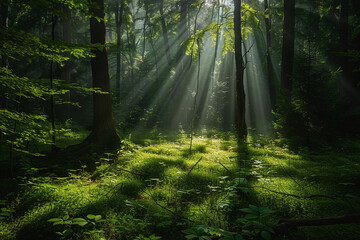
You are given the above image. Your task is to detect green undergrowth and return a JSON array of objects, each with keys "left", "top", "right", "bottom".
[{"left": 0, "top": 133, "right": 360, "bottom": 240}]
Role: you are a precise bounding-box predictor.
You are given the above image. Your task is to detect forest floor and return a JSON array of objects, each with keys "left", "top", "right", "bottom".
[{"left": 0, "top": 130, "right": 360, "bottom": 240}]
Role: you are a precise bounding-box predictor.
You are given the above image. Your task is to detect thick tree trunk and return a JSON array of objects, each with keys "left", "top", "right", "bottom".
[
  {"left": 115, "top": 1, "right": 124, "bottom": 102},
  {"left": 234, "top": 0, "right": 247, "bottom": 140},
  {"left": 89, "top": 0, "right": 120, "bottom": 148},
  {"left": 264, "top": 0, "right": 276, "bottom": 110},
  {"left": 280, "top": 0, "right": 295, "bottom": 93},
  {"left": 339, "top": 0, "right": 349, "bottom": 80},
  {"left": 159, "top": 0, "right": 172, "bottom": 66}
]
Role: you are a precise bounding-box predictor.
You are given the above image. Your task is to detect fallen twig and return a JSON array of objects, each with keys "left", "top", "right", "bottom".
[
  {"left": 274, "top": 213, "right": 360, "bottom": 233},
  {"left": 188, "top": 157, "right": 203, "bottom": 177},
  {"left": 255, "top": 186, "right": 337, "bottom": 199},
  {"left": 216, "top": 160, "right": 232, "bottom": 174}
]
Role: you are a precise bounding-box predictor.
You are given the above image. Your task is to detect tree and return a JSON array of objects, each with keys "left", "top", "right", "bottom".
[
  {"left": 264, "top": 0, "right": 276, "bottom": 110},
  {"left": 234, "top": 0, "right": 247, "bottom": 140},
  {"left": 159, "top": 0, "right": 172, "bottom": 66},
  {"left": 280, "top": 0, "right": 295, "bottom": 93},
  {"left": 115, "top": 0, "right": 124, "bottom": 102},
  {"left": 88, "top": 0, "right": 120, "bottom": 148}
]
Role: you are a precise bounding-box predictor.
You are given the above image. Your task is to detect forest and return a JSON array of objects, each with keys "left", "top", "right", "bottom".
[{"left": 0, "top": 0, "right": 360, "bottom": 239}]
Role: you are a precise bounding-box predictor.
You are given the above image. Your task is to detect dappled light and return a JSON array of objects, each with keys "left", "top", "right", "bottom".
[{"left": 1, "top": 0, "right": 360, "bottom": 239}]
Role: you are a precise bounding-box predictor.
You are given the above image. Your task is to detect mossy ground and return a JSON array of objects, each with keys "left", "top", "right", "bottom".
[{"left": 0, "top": 130, "right": 359, "bottom": 240}]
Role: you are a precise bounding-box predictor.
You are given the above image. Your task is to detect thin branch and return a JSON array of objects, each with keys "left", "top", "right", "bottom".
[
  {"left": 255, "top": 186, "right": 339, "bottom": 200},
  {"left": 216, "top": 160, "right": 232, "bottom": 174},
  {"left": 188, "top": 157, "right": 203, "bottom": 177}
]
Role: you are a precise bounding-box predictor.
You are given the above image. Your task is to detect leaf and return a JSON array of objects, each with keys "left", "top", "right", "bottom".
[
  {"left": 261, "top": 231, "right": 271, "bottom": 240},
  {"left": 240, "top": 208, "right": 255, "bottom": 214},
  {"left": 48, "top": 218, "right": 62, "bottom": 222},
  {"left": 87, "top": 214, "right": 95, "bottom": 220},
  {"left": 94, "top": 215, "right": 102, "bottom": 221},
  {"left": 62, "top": 229, "right": 73, "bottom": 238},
  {"left": 245, "top": 214, "right": 259, "bottom": 220},
  {"left": 73, "top": 218, "right": 88, "bottom": 226}
]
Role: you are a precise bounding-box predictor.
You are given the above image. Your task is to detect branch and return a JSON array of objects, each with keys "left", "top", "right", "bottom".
[
  {"left": 274, "top": 214, "right": 360, "bottom": 233},
  {"left": 188, "top": 157, "right": 203, "bottom": 177},
  {"left": 216, "top": 160, "right": 232, "bottom": 174},
  {"left": 255, "top": 186, "right": 337, "bottom": 200}
]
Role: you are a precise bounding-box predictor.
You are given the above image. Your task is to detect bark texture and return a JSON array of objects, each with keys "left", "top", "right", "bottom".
[
  {"left": 234, "top": 0, "right": 247, "bottom": 140},
  {"left": 280, "top": 0, "right": 295, "bottom": 92},
  {"left": 89, "top": 0, "right": 120, "bottom": 148}
]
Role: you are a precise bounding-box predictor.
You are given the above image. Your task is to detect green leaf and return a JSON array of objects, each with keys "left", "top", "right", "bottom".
[
  {"left": 240, "top": 208, "right": 255, "bottom": 214},
  {"left": 94, "top": 215, "right": 102, "bottom": 222},
  {"left": 48, "top": 218, "right": 62, "bottom": 222},
  {"left": 73, "top": 218, "right": 88, "bottom": 226},
  {"left": 87, "top": 214, "right": 95, "bottom": 220},
  {"left": 245, "top": 214, "right": 259, "bottom": 219},
  {"left": 261, "top": 231, "right": 271, "bottom": 240}
]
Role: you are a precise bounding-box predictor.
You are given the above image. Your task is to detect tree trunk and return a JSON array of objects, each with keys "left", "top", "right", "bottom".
[
  {"left": 89, "top": 0, "right": 120, "bottom": 148},
  {"left": 1, "top": 2, "right": 9, "bottom": 110},
  {"left": 176, "top": 0, "right": 188, "bottom": 66},
  {"left": 50, "top": 7, "right": 56, "bottom": 152},
  {"left": 264, "top": 0, "right": 276, "bottom": 110},
  {"left": 1, "top": 2, "right": 8, "bottom": 69},
  {"left": 115, "top": 1, "right": 124, "bottom": 102},
  {"left": 61, "top": 6, "right": 72, "bottom": 119},
  {"left": 159, "top": 0, "right": 172, "bottom": 66},
  {"left": 339, "top": 0, "right": 349, "bottom": 79},
  {"left": 234, "top": 0, "right": 247, "bottom": 140},
  {"left": 280, "top": 0, "right": 295, "bottom": 93}
]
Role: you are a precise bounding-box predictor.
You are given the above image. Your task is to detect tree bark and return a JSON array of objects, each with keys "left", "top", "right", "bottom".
[
  {"left": 159, "top": 0, "right": 172, "bottom": 66},
  {"left": 264, "top": 0, "right": 276, "bottom": 110},
  {"left": 50, "top": 5, "right": 56, "bottom": 152},
  {"left": 1, "top": 2, "right": 9, "bottom": 110},
  {"left": 234, "top": 0, "right": 247, "bottom": 140},
  {"left": 176, "top": 0, "right": 189, "bottom": 66},
  {"left": 274, "top": 213, "right": 360, "bottom": 233},
  {"left": 339, "top": 0, "right": 349, "bottom": 77},
  {"left": 280, "top": 0, "right": 295, "bottom": 93},
  {"left": 115, "top": 1, "right": 124, "bottom": 102},
  {"left": 61, "top": 6, "right": 72, "bottom": 119},
  {"left": 1, "top": 2, "right": 8, "bottom": 69},
  {"left": 89, "top": 0, "right": 120, "bottom": 148}
]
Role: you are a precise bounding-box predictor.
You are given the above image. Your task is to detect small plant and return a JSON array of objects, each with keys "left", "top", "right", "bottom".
[
  {"left": 0, "top": 200, "right": 13, "bottom": 221},
  {"left": 48, "top": 214, "right": 105, "bottom": 239},
  {"left": 134, "top": 234, "right": 161, "bottom": 240}
]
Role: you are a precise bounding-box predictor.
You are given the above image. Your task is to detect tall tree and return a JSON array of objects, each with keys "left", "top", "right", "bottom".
[
  {"left": 159, "top": 0, "right": 172, "bottom": 66},
  {"left": 234, "top": 0, "right": 247, "bottom": 140},
  {"left": 60, "top": 5, "right": 72, "bottom": 119},
  {"left": 1, "top": 1, "right": 8, "bottom": 69},
  {"left": 115, "top": 0, "right": 124, "bottom": 102},
  {"left": 280, "top": 0, "right": 295, "bottom": 93},
  {"left": 264, "top": 0, "right": 276, "bottom": 110},
  {"left": 339, "top": 0, "right": 349, "bottom": 90},
  {"left": 1, "top": 1, "right": 9, "bottom": 110},
  {"left": 89, "top": 0, "right": 120, "bottom": 147}
]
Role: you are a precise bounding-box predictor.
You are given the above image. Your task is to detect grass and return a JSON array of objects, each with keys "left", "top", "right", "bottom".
[{"left": 0, "top": 131, "right": 360, "bottom": 240}]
